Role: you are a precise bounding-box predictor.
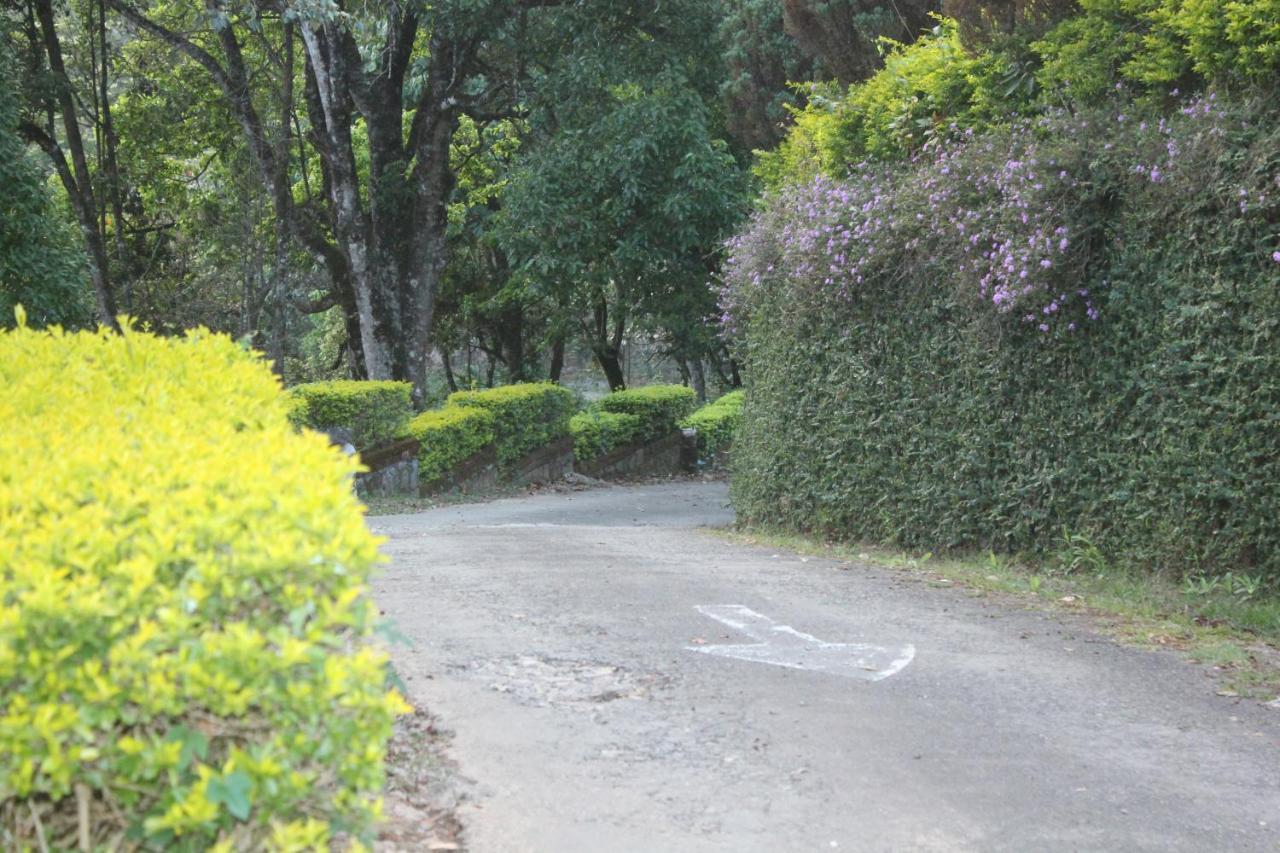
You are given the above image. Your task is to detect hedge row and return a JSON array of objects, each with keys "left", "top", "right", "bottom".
[
  {"left": 726, "top": 95, "right": 1280, "bottom": 579},
  {"left": 447, "top": 382, "right": 576, "bottom": 467},
  {"left": 403, "top": 405, "right": 496, "bottom": 483},
  {"left": 287, "top": 379, "right": 413, "bottom": 450},
  {"left": 681, "top": 390, "right": 745, "bottom": 464},
  {"left": 596, "top": 384, "right": 697, "bottom": 441},
  {"left": 0, "top": 322, "right": 404, "bottom": 848},
  {"left": 569, "top": 410, "right": 647, "bottom": 461}
]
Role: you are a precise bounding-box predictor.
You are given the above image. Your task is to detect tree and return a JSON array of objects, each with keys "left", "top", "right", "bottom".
[
  {"left": 719, "top": 0, "right": 817, "bottom": 154},
  {"left": 0, "top": 41, "right": 90, "bottom": 328},
  {"left": 9, "top": 0, "right": 122, "bottom": 327},
  {"left": 499, "top": 0, "right": 746, "bottom": 390},
  {"left": 782, "top": 0, "right": 939, "bottom": 84}
]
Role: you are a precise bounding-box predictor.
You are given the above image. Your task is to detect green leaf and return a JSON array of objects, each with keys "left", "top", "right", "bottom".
[{"left": 207, "top": 771, "right": 253, "bottom": 821}]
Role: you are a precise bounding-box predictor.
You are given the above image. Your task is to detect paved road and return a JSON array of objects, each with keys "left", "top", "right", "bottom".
[{"left": 370, "top": 481, "right": 1280, "bottom": 853}]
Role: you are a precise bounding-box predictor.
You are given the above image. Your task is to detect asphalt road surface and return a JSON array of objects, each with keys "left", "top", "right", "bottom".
[{"left": 370, "top": 481, "right": 1280, "bottom": 853}]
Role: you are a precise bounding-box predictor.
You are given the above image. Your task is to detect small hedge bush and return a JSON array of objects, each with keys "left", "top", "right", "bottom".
[
  {"left": 0, "top": 321, "right": 406, "bottom": 848},
  {"left": 447, "top": 382, "right": 576, "bottom": 467},
  {"left": 402, "top": 405, "right": 497, "bottom": 483},
  {"left": 288, "top": 379, "right": 413, "bottom": 450},
  {"left": 569, "top": 410, "right": 647, "bottom": 461},
  {"left": 681, "top": 390, "right": 745, "bottom": 464},
  {"left": 596, "top": 384, "right": 697, "bottom": 440}
]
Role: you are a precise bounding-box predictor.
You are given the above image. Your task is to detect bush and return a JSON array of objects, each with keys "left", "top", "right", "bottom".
[
  {"left": 724, "top": 94, "right": 1280, "bottom": 580},
  {"left": 0, "top": 321, "right": 406, "bottom": 849},
  {"left": 681, "top": 390, "right": 746, "bottom": 463},
  {"left": 569, "top": 410, "right": 647, "bottom": 461},
  {"left": 287, "top": 379, "right": 413, "bottom": 450},
  {"left": 447, "top": 382, "right": 576, "bottom": 467},
  {"left": 596, "top": 384, "right": 698, "bottom": 440},
  {"left": 755, "top": 22, "right": 1028, "bottom": 189},
  {"left": 1035, "top": 0, "right": 1280, "bottom": 99},
  {"left": 402, "top": 405, "right": 497, "bottom": 482}
]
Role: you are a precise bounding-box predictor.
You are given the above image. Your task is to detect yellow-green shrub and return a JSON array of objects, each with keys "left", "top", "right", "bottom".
[
  {"left": 596, "top": 384, "right": 697, "bottom": 440},
  {"left": 1035, "top": 0, "right": 1280, "bottom": 97},
  {"left": 0, "top": 320, "right": 407, "bottom": 849},
  {"left": 288, "top": 379, "right": 413, "bottom": 450},
  {"left": 402, "top": 405, "right": 496, "bottom": 482},
  {"left": 755, "top": 22, "right": 1016, "bottom": 188},
  {"left": 681, "top": 390, "right": 745, "bottom": 464},
  {"left": 569, "top": 410, "right": 647, "bottom": 461},
  {"left": 447, "top": 382, "right": 576, "bottom": 466}
]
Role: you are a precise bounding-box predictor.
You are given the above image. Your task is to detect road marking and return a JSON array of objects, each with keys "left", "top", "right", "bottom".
[{"left": 687, "top": 604, "right": 915, "bottom": 682}]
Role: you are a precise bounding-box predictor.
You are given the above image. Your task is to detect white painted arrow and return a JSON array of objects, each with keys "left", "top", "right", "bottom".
[{"left": 687, "top": 604, "right": 914, "bottom": 682}]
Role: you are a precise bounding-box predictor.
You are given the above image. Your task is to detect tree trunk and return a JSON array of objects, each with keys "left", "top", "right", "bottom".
[
  {"left": 594, "top": 344, "right": 626, "bottom": 391},
  {"left": 690, "top": 358, "right": 707, "bottom": 402},
  {"left": 403, "top": 35, "right": 461, "bottom": 405},
  {"left": 549, "top": 335, "right": 565, "bottom": 382},
  {"left": 441, "top": 347, "right": 458, "bottom": 392},
  {"left": 300, "top": 23, "right": 393, "bottom": 380},
  {"left": 33, "top": 0, "right": 118, "bottom": 328}
]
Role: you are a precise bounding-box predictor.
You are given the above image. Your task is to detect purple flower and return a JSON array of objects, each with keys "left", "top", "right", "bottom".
[{"left": 1273, "top": 251, "right": 1280, "bottom": 264}]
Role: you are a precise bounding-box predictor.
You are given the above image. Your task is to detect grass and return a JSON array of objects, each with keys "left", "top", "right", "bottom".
[{"left": 715, "top": 526, "right": 1280, "bottom": 701}]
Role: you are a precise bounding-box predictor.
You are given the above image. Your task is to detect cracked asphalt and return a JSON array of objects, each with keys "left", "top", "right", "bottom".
[{"left": 370, "top": 480, "right": 1280, "bottom": 852}]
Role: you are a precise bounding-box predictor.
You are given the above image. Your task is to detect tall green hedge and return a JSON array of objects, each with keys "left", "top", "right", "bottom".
[
  {"left": 287, "top": 380, "right": 413, "bottom": 450},
  {"left": 447, "top": 382, "right": 576, "bottom": 466},
  {"left": 727, "top": 96, "right": 1280, "bottom": 579}
]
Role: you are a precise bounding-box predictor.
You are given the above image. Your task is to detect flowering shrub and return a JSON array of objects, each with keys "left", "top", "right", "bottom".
[
  {"left": 0, "top": 321, "right": 406, "bottom": 849},
  {"left": 727, "top": 94, "right": 1276, "bottom": 336},
  {"left": 726, "top": 93, "right": 1280, "bottom": 577}
]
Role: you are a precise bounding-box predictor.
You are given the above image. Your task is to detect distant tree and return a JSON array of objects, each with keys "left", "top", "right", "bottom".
[
  {"left": 719, "top": 0, "right": 817, "bottom": 154},
  {"left": 782, "top": 0, "right": 940, "bottom": 84},
  {"left": 943, "top": 0, "right": 1079, "bottom": 46},
  {"left": 0, "top": 43, "right": 89, "bottom": 329},
  {"left": 8, "top": 0, "right": 122, "bottom": 327},
  {"left": 498, "top": 0, "right": 746, "bottom": 389}
]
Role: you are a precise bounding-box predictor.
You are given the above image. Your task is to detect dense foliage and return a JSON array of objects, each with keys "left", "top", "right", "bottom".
[
  {"left": 447, "top": 383, "right": 577, "bottom": 467},
  {"left": 760, "top": 2, "right": 1280, "bottom": 189},
  {"left": 0, "top": 320, "right": 404, "bottom": 848},
  {"left": 403, "top": 406, "right": 497, "bottom": 484},
  {"left": 726, "top": 92, "right": 1280, "bottom": 576},
  {"left": 0, "top": 47, "right": 88, "bottom": 329},
  {"left": 287, "top": 380, "right": 414, "bottom": 451}
]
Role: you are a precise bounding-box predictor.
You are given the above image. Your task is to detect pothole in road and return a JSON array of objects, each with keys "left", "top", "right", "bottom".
[{"left": 455, "top": 655, "right": 668, "bottom": 708}]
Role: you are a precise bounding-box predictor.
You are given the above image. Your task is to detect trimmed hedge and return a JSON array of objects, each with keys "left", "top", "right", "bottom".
[
  {"left": 726, "top": 95, "right": 1280, "bottom": 579},
  {"left": 0, "top": 322, "right": 406, "bottom": 848},
  {"left": 447, "top": 382, "right": 576, "bottom": 467},
  {"left": 596, "top": 384, "right": 697, "bottom": 440},
  {"left": 681, "top": 390, "right": 745, "bottom": 464},
  {"left": 288, "top": 379, "right": 413, "bottom": 450},
  {"left": 570, "top": 410, "right": 647, "bottom": 461},
  {"left": 403, "top": 405, "right": 496, "bottom": 482}
]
